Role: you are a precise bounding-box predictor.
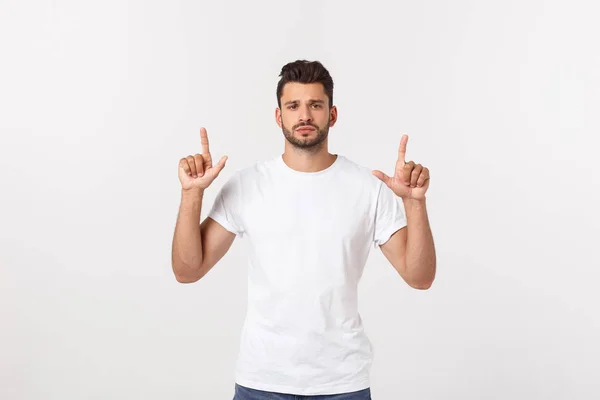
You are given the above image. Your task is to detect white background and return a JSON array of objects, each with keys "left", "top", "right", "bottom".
[{"left": 1, "top": 0, "right": 599, "bottom": 399}]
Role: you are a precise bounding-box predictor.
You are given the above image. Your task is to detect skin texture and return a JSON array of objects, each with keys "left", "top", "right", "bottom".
[
  {"left": 372, "top": 135, "right": 435, "bottom": 289},
  {"left": 171, "top": 128, "right": 234, "bottom": 283}
]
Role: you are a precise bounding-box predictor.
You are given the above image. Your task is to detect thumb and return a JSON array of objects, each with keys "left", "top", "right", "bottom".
[
  {"left": 211, "top": 155, "right": 228, "bottom": 176},
  {"left": 372, "top": 170, "right": 391, "bottom": 187}
]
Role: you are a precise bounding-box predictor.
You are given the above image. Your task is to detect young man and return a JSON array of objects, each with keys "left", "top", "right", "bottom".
[{"left": 171, "top": 60, "right": 436, "bottom": 399}]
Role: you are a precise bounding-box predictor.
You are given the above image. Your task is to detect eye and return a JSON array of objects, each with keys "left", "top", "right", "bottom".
[
  {"left": 312, "top": 104, "right": 322, "bottom": 109},
  {"left": 288, "top": 105, "right": 297, "bottom": 110}
]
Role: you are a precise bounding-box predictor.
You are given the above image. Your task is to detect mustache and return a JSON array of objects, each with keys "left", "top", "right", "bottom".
[{"left": 293, "top": 122, "right": 318, "bottom": 130}]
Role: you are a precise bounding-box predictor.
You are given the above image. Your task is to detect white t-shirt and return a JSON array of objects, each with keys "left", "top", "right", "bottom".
[{"left": 208, "top": 154, "right": 407, "bottom": 396}]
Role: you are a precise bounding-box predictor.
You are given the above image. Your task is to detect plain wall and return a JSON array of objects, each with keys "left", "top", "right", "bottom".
[{"left": 1, "top": 0, "right": 599, "bottom": 399}]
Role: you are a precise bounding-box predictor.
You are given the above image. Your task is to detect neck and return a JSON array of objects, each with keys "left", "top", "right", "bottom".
[{"left": 282, "top": 140, "right": 337, "bottom": 173}]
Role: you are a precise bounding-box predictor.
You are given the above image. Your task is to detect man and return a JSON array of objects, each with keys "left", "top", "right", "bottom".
[{"left": 171, "top": 60, "right": 436, "bottom": 399}]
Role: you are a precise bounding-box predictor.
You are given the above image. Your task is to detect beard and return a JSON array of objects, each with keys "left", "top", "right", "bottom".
[{"left": 281, "top": 118, "right": 330, "bottom": 151}]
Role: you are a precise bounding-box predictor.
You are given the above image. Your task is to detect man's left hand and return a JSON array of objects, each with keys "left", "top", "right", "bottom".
[{"left": 373, "top": 134, "right": 430, "bottom": 201}]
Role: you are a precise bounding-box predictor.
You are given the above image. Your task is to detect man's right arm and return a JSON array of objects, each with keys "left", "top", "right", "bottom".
[
  {"left": 171, "top": 127, "right": 233, "bottom": 283},
  {"left": 171, "top": 189, "right": 235, "bottom": 283}
]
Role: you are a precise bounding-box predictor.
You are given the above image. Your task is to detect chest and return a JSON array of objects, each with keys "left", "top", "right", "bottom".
[{"left": 241, "top": 181, "right": 375, "bottom": 245}]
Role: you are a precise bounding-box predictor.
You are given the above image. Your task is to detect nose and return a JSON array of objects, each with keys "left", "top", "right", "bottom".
[{"left": 298, "top": 104, "right": 313, "bottom": 124}]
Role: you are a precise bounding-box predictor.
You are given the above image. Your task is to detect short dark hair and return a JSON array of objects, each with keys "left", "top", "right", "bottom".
[{"left": 276, "top": 60, "right": 334, "bottom": 108}]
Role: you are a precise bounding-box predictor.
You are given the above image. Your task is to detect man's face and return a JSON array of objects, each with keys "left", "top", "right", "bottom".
[{"left": 276, "top": 82, "right": 337, "bottom": 150}]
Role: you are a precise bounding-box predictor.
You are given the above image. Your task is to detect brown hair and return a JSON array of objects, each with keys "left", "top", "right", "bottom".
[{"left": 276, "top": 60, "right": 334, "bottom": 108}]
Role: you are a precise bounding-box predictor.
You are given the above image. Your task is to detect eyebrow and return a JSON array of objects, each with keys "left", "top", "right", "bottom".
[{"left": 283, "top": 99, "right": 325, "bottom": 106}]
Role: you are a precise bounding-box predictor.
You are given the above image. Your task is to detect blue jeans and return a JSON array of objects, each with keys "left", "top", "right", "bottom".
[{"left": 233, "top": 383, "right": 372, "bottom": 400}]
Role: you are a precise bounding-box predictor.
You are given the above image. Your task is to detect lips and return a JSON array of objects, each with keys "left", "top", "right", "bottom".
[{"left": 296, "top": 127, "right": 315, "bottom": 133}]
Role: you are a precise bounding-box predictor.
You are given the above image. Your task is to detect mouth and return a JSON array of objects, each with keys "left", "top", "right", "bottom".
[{"left": 295, "top": 127, "right": 316, "bottom": 133}]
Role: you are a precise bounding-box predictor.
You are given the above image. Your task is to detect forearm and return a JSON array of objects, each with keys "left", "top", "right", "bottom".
[
  {"left": 403, "top": 198, "right": 436, "bottom": 288},
  {"left": 171, "top": 189, "right": 205, "bottom": 282}
]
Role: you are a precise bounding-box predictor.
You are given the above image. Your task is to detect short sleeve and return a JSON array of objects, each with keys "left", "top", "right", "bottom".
[
  {"left": 373, "top": 181, "right": 407, "bottom": 247},
  {"left": 207, "top": 172, "right": 245, "bottom": 237}
]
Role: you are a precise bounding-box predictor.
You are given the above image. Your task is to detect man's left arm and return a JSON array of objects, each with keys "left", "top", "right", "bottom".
[
  {"left": 373, "top": 134, "right": 436, "bottom": 290},
  {"left": 380, "top": 198, "right": 436, "bottom": 289}
]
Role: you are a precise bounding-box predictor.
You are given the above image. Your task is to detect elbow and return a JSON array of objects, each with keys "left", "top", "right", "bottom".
[
  {"left": 408, "top": 273, "right": 435, "bottom": 290},
  {"left": 172, "top": 262, "right": 204, "bottom": 284},
  {"left": 407, "top": 262, "right": 436, "bottom": 290},
  {"left": 402, "top": 274, "right": 434, "bottom": 290},
  {"left": 174, "top": 273, "right": 201, "bottom": 284},
  {"left": 411, "top": 281, "right": 433, "bottom": 290}
]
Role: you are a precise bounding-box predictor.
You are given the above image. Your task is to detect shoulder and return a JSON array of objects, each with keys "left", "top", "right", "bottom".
[
  {"left": 220, "top": 157, "right": 280, "bottom": 192},
  {"left": 233, "top": 156, "right": 278, "bottom": 180},
  {"left": 337, "top": 155, "right": 384, "bottom": 191}
]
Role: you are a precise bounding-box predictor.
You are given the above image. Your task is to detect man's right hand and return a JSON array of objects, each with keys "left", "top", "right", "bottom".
[{"left": 178, "top": 127, "right": 228, "bottom": 191}]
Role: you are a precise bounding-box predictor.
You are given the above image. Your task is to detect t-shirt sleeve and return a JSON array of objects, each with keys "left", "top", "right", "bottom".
[
  {"left": 373, "top": 181, "right": 407, "bottom": 247},
  {"left": 207, "top": 172, "right": 245, "bottom": 237}
]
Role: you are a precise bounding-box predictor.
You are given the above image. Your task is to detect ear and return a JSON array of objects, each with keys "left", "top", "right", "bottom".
[
  {"left": 329, "top": 105, "right": 338, "bottom": 127},
  {"left": 275, "top": 107, "right": 282, "bottom": 128}
]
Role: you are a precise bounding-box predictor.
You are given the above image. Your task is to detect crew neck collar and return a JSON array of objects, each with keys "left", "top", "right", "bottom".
[{"left": 277, "top": 154, "right": 342, "bottom": 177}]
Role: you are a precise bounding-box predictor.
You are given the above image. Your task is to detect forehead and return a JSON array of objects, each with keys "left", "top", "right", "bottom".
[{"left": 280, "top": 82, "right": 327, "bottom": 101}]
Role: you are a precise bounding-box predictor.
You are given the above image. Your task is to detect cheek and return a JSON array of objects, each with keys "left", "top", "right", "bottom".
[
  {"left": 312, "top": 111, "right": 327, "bottom": 123},
  {"left": 282, "top": 116, "right": 295, "bottom": 128}
]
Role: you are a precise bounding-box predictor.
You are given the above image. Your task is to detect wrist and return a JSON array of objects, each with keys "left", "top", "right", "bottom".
[
  {"left": 402, "top": 196, "right": 426, "bottom": 209},
  {"left": 181, "top": 187, "right": 204, "bottom": 200}
]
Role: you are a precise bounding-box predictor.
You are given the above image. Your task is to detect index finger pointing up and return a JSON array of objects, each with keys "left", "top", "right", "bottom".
[
  {"left": 200, "top": 127, "right": 210, "bottom": 155},
  {"left": 398, "top": 134, "right": 408, "bottom": 163}
]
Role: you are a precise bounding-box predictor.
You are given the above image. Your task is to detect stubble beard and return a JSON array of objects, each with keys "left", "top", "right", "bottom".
[{"left": 281, "top": 119, "right": 330, "bottom": 153}]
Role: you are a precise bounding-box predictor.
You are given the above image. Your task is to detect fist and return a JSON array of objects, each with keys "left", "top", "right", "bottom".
[{"left": 178, "top": 127, "right": 228, "bottom": 191}]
